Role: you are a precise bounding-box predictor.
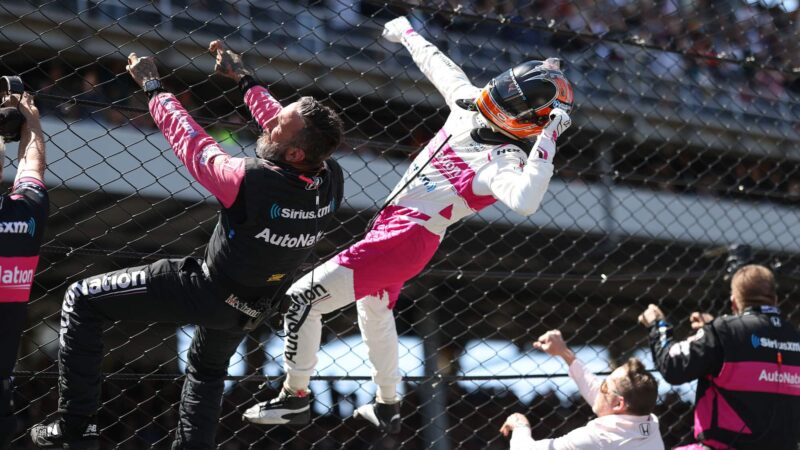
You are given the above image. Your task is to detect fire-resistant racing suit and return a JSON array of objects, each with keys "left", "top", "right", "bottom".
[
  {"left": 55, "top": 82, "right": 343, "bottom": 449},
  {"left": 277, "top": 27, "right": 570, "bottom": 403}
]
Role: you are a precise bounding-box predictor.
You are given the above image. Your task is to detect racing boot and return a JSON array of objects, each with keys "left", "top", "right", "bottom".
[
  {"left": 242, "top": 387, "right": 310, "bottom": 425},
  {"left": 353, "top": 401, "right": 401, "bottom": 434}
]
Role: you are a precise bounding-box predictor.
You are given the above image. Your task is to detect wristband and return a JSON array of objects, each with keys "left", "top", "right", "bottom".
[
  {"left": 143, "top": 79, "right": 165, "bottom": 99},
  {"left": 654, "top": 319, "right": 673, "bottom": 349},
  {"left": 238, "top": 74, "right": 260, "bottom": 96}
]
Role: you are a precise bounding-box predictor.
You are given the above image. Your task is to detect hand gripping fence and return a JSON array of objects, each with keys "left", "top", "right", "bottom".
[{"left": 2, "top": 0, "right": 799, "bottom": 448}]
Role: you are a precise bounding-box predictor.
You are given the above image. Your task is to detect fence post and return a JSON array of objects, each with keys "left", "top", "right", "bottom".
[{"left": 417, "top": 292, "right": 452, "bottom": 450}]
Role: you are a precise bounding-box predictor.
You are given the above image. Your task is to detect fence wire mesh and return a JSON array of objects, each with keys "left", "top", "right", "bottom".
[{"left": 2, "top": 0, "right": 800, "bottom": 448}]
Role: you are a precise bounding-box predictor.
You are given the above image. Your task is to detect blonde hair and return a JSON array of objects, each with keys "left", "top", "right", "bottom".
[{"left": 731, "top": 264, "right": 777, "bottom": 308}]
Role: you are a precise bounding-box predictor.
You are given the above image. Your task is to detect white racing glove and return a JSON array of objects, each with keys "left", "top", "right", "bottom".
[
  {"left": 545, "top": 108, "right": 572, "bottom": 140},
  {"left": 382, "top": 16, "right": 414, "bottom": 43},
  {"left": 534, "top": 108, "right": 571, "bottom": 163}
]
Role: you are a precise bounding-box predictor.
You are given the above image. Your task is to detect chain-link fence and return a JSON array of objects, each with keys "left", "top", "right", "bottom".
[{"left": 2, "top": 0, "right": 800, "bottom": 448}]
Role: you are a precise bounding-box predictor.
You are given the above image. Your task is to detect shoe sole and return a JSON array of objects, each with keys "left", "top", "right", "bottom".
[
  {"left": 33, "top": 442, "right": 99, "bottom": 450},
  {"left": 64, "top": 443, "right": 99, "bottom": 450},
  {"left": 243, "top": 409, "right": 310, "bottom": 425}
]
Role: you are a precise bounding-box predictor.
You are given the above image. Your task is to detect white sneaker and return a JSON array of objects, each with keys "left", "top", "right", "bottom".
[{"left": 243, "top": 389, "right": 310, "bottom": 425}]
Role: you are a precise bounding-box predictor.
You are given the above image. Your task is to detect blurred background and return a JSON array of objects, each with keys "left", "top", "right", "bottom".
[{"left": 1, "top": 0, "right": 799, "bottom": 448}]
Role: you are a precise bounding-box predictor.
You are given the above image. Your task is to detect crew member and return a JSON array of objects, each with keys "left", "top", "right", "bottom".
[
  {"left": 0, "top": 90, "right": 48, "bottom": 449},
  {"left": 639, "top": 264, "right": 800, "bottom": 449},
  {"left": 31, "top": 41, "right": 345, "bottom": 449}
]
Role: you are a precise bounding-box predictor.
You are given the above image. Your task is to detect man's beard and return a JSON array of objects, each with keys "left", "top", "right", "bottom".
[{"left": 256, "top": 134, "right": 287, "bottom": 162}]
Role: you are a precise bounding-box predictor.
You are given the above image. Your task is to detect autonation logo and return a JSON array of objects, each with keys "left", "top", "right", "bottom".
[
  {"left": 254, "top": 228, "right": 324, "bottom": 248},
  {"left": 758, "top": 369, "right": 800, "bottom": 385},
  {"left": 269, "top": 201, "right": 335, "bottom": 220},
  {"left": 0, "top": 218, "right": 35, "bottom": 237}
]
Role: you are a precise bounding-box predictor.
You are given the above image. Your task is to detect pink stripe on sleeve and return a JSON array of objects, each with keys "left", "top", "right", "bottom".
[
  {"left": 244, "top": 85, "right": 283, "bottom": 132},
  {"left": 149, "top": 93, "right": 245, "bottom": 208}
]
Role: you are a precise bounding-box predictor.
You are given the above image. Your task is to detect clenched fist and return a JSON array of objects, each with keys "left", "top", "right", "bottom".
[
  {"left": 126, "top": 53, "right": 159, "bottom": 88},
  {"left": 500, "top": 413, "right": 530, "bottom": 437},
  {"left": 638, "top": 304, "right": 666, "bottom": 327},
  {"left": 209, "top": 40, "right": 252, "bottom": 81}
]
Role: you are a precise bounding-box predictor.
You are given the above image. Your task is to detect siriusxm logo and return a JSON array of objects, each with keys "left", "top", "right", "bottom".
[
  {"left": 0, "top": 218, "right": 35, "bottom": 237},
  {"left": 751, "top": 334, "right": 800, "bottom": 352},
  {"left": 269, "top": 201, "right": 335, "bottom": 220}
]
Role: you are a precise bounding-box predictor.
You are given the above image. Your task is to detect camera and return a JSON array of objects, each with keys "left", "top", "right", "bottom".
[
  {"left": 724, "top": 244, "right": 752, "bottom": 281},
  {"left": 0, "top": 75, "right": 26, "bottom": 142}
]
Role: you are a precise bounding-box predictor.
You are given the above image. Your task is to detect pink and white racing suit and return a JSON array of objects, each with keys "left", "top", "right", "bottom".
[{"left": 282, "top": 29, "right": 560, "bottom": 401}]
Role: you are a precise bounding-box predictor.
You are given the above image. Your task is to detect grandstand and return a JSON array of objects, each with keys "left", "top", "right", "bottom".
[{"left": 1, "top": 0, "right": 798, "bottom": 448}]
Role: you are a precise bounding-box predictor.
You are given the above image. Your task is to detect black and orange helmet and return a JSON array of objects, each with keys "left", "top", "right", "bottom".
[{"left": 474, "top": 58, "right": 574, "bottom": 140}]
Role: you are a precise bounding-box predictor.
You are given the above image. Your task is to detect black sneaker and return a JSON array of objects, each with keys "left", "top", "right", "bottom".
[
  {"left": 242, "top": 388, "right": 310, "bottom": 425},
  {"left": 353, "top": 402, "right": 401, "bottom": 434},
  {"left": 30, "top": 418, "right": 99, "bottom": 450}
]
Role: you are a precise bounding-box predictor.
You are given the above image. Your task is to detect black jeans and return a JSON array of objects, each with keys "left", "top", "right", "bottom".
[{"left": 58, "top": 257, "right": 248, "bottom": 450}]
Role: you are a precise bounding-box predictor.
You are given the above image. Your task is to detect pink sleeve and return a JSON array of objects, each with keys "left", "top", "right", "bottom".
[
  {"left": 149, "top": 92, "right": 246, "bottom": 208},
  {"left": 244, "top": 85, "right": 283, "bottom": 131}
]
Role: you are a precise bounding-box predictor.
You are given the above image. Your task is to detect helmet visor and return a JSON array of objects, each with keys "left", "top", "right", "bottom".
[{"left": 489, "top": 70, "right": 557, "bottom": 121}]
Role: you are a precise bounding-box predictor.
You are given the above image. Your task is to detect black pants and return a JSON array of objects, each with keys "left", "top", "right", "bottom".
[
  {"left": 0, "top": 302, "right": 26, "bottom": 449},
  {"left": 58, "top": 257, "right": 247, "bottom": 450}
]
